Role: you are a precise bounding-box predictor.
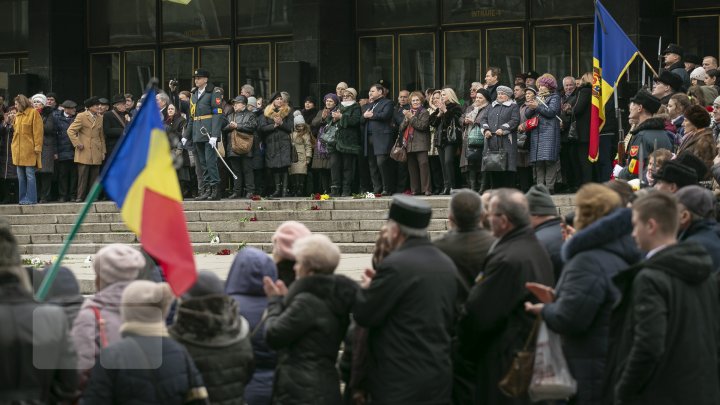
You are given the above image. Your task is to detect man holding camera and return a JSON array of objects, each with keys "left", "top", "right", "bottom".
[{"left": 183, "top": 68, "right": 223, "bottom": 201}]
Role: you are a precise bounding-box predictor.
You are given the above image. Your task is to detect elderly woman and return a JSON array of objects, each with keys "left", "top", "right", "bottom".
[
  {"left": 429, "top": 87, "right": 463, "bottom": 194},
  {"left": 30, "top": 94, "right": 55, "bottom": 203},
  {"left": 526, "top": 73, "right": 562, "bottom": 193},
  {"left": 460, "top": 88, "right": 491, "bottom": 192},
  {"left": 263, "top": 234, "right": 358, "bottom": 405},
  {"left": 676, "top": 104, "right": 717, "bottom": 179},
  {"left": 480, "top": 85, "right": 521, "bottom": 188},
  {"left": 398, "top": 91, "right": 431, "bottom": 195},
  {"left": 332, "top": 88, "right": 362, "bottom": 197},
  {"left": 260, "top": 92, "right": 294, "bottom": 198},
  {"left": 11, "top": 94, "right": 43, "bottom": 205},
  {"left": 271, "top": 220, "right": 311, "bottom": 287},
  {"left": 311, "top": 93, "right": 339, "bottom": 194},
  {"left": 525, "top": 183, "right": 641, "bottom": 405},
  {"left": 516, "top": 86, "right": 538, "bottom": 192}
]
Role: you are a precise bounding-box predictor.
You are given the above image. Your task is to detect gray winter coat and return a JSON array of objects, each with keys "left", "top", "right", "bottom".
[
  {"left": 526, "top": 93, "right": 561, "bottom": 163},
  {"left": 480, "top": 101, "right": 521, "bottom": 172}
]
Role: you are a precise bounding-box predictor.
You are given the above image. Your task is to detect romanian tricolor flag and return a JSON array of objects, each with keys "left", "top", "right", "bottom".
[
  {"left": 101, "top": 88, "right": 196, "bottom": 296},
  {"left": 590, "top": 0, "right": 638, "bottom": 162}
]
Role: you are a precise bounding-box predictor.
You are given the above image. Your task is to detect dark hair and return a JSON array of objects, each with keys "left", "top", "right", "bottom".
[
  {"left": 490, "top": 188, "right": 530, "bottom": 228},
  {"left": 684, "top": 104, "right": 711, "bottom": 129},
  {"left": 604, "top": 179, "right": 635, "bottom": 206},
  {"left": 669, "top": 93, "right": 691, "bottom": 112},
  {"left": 449, "top": 189, "right": 483, "bottom": 231},
  {"left": 514, "top": 83, "right": 526, "bottom": 90},
  {"left": 632, "top": 191, "right": 679, "bottom": 236},
  {"left": 487, "top": 67, "right": 501, "bottom": 78},
  {"left": 707, "top": 69, "right": 719, "bottom": 79},
  {"left": 123, "top": 93, "right": 134, "bottom": 100}
]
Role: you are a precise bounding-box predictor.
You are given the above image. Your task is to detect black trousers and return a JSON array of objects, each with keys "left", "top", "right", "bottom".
[
  {"left": 488, "top": 170, "right": 515, "bottom": 189},
  {"left": 36, "top": 172, "right": 53, "bottom": 201},
  {"left": 362, "top": 137, "right": 395, "bottom": 193},
  {"left": 228, "top": 156, "right": 254, "bottom": 195},
  {"left": 330, "top": 152, "right": 357, "bottom": 192},
  {"left": 429, "top": 155, "right": 443, "bottom": 193},
  {"left": 597, "top": 133, "right": 617, "bottom": 182},
  {"left": 440, "top": 144, "right": 458, "bottom": 189},
  {"left": 576, "top": 141, "right": 595, "bottom": 185},
  {"left": 559, "top": 141, "right": 580, "bottom": 188},
  {"left": 55, "top": 160, "right": 77, "bottom": 200}
]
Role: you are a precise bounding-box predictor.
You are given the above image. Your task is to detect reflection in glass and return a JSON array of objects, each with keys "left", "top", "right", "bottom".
[
  {"left": 675, "top": 0, "right": 720, "bottom": 11},
  {"left": 239, "top": 44, "right": 271, "bottom": 99},
  {"left": 237, "top": 0, "right": 292, "bottom": 35},
  {"left": 530, "top": 0, "right": 593, "bottom": 19},
  {"left": 486, "top": 28, "right": 523, "bottom": 85},
  {"left": 163, "top": 48, "right": 194, "bottom": 93},
  {"left": 578, "top": 24, "right": 593, "bottom": 76},
  {"left": 0, "top": 0, "right": 28, "bottom": 52},
  {"left": 445, "top": 31, "right": 481, "bottom": 94},
  {"left": 163, "top": 0, "right": 231, "bottom": 42},
  {"left": 357, "top": 0, "right": 436, "bottom": 30},
  {"left": 88, "top": 0, "right": 156, "bottom": 46},
  {"left": 534, "top": 26, "right": 571, "bottom": 80},
  {"left": 90, "top": 54, "right": 120, "bottom": 97},
  {"left": 359, "top": 36, "right": 394, "bottom": 97},
  {"left": 679, "top": 17, "right": 720, "bottom": 63},
  {"left": 442, "top": 0, "right": 525, "bottom": 24},
  {"left": 0, "top": 59, "right": 14, "bottom": 99},
  {"left": 125, "top": 51, "right": 155, "bottom": 98},
  {"left": 276, "top": 42, "right": 294, "bottom": 63},
  {"left": 19, "top": 58, "right": 29, "bottom": 74},
  {"left": 199, "top": 46, "right": 230, "bottom": 93},
  {"left": 399, "top": 34, "right": 435, "bottom": 92}
]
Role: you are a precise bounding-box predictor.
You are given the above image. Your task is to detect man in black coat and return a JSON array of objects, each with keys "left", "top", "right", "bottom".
[
  {"left": 526, "top": 185, "right": 563, "bottom": 281},
  {"left": 354, "top": 195, "right": 458, "bottom": 405},
  {"left": 676, "top": 185, "right": 720, "bottom": 272},
  {"left": 606, "top": 191, "right": 720, "bottom": 404},
  {"left": 460, "top": 188, "right": 554, "bottom": 405},
  {"left": 102, "top": 94, "right": 130, "bottom": 158},
  {"left": 360, "top": 84, "right": 395, "bottom": 195}
]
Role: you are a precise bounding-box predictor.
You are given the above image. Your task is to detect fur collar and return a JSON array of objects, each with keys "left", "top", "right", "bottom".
[
  {"left": 121, "top": 321, "right": 169, "bottom": 337},
  {"left": 264, "top": 104, "right": 290, "bottom": 119},
  {"left": 630, "top": 117, "right": 667, "bottom": 134}
]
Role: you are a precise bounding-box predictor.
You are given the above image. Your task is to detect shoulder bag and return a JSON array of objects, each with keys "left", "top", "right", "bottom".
[
  {"left": 320, "top": 123, "right": 338, "bottom": 146},
  {"left": 482, "top": 137, "right": 509, "bottom": 172},
  {"left": 445, "top": 117, "right": 460, "bottom": 143},
  {"left": 498, "top": 316, "right": 541, "bottom": 398},
  {"left": 231, "top": 130, "right": 254, "bottom": 155},
  {"left": 390, "top": 135, "right": 407, "bottom": 163},
  {"left": 525, "top": 116, "right": 539, "bottom": 131},
  {"left": 468, "top": 125, "right": 485, "bottom": 147}
]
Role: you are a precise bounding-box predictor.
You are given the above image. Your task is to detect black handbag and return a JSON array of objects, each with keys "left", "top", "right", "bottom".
[
  {"left": 483, "top": 139, "right": 508, "bottom": 172},
  {"left": 445, "top": 118, "right": 460, "bottom": 143}
]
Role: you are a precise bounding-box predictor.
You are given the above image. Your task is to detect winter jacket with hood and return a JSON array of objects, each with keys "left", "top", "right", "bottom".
[
  {"left": 678, "top": 219, "right": 720, "bottom": 272},
  {"left": 265, "top": 273, "right": 358, "bottom": 405},
  {"left": 33, "top": 266, "right": 85, "bottom": 327},
  {"left": 606, "top": 241, "right": 720, "bottom": 404},
  {"left": 170, "top": 294, "right": 255, "bottom": 405},
  {"left": 224, "top": 247, "right": 278, "bottom": 405},
  {"left": 541, "top": 208, "right": 641, "bottom": 405}
]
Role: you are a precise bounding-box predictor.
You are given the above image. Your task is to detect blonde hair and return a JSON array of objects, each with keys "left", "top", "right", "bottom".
[
  {"left": 580, "top": 72, "right": 593, "bottom": 85},
  {"left": 293, "top": 234, "right": 340, "bottom": 275},
  {"left": 574, "top": 183, "right": 622, "bottom": 231},
  {"left": 14, "top": 94, "right": 31, "bottom": 112},
  {"left": 409, "top": 91, "right": 425, "bottom": 103},
  {"left": 441, "top": 87, "right": 460, "bottom": 105}
]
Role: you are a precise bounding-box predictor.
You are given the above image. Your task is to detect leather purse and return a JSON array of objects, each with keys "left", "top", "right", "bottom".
[
  {"left": 498, "top": 317, "right": 541, "bottom": 398},
  {"left": 525, "top": 116, "right": 539, "bottom": 131},
  {"left": 482, "top": 141, "right": 508, "bottom": 172},
  {"left": 390, "top": 136, "right": 407, "bottom": 162},
  {"left": 230, "top": 130, "right": 253, "bottom": 154}
]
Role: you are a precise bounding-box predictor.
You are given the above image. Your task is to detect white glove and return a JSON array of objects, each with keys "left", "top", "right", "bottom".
[
  {"left": 612, "top": 164, "right": 623, "bottom": 178},
  {"left": 181, "top": 138, "right": 187, "bottom": 146},
  {"left": 209, "top": 137, "right": 217, "bottom": 148}
]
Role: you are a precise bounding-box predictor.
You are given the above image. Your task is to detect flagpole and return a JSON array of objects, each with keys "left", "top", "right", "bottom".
[
  {"left": 36, "top": 181, "right": 103, "bottom": 301},
  {"left": 636, "top": 52, "right": 658, "bottom": 77}
]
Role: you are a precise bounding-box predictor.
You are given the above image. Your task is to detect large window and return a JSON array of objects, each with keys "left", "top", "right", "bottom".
[
  {"left": 578, "top": 23, "right": 593, "bottom": 76},
  {"left": 357, "top": 0, "right": 437, "bottom": 30},
  {"left": 486, "top": 28, "right": 524, "bottom": 85},
  {"left": 675, "top": 0, "right": 720, "bottom": 11},
  {"left": 238, "top": 43, "right": 271, "bottom": 99},
  {"left": 0, "top": 0, "right": 28, "bottom": 52},
  {"left": 445, "top": 31, "right": 481, "bottom": 94},
  {"left": 0, "top": 58, "right": 14, "bottom": 99},
  {"left": 443, "top": 0, "right": 525, "bottom": 24},
  {"left": 678, "top": 16, "right": 720, "bottom": 63},
  {"left": 88, "top": 0, "right": 156, "bottom": 47},
  {"left": 90, "top": 53, "right": 121, "bottom": 97},
  {"left": 531, "top": 0, "right": 593, "bottom": 19},
  {"left": 534, "top": 25, "right": 572, "bottom": 80},
  {"left": 199, "top": 46, "right": 230, "bottom": 92},
  {"left": 162, "top": 0, "right": 232, "bottom": 42},
  {"left": 125, "top": 50, "right": 155, "bottom": 97},
  {"left": 399, "top": 34, "right": 435, "bottom": 92},
  {"left": 163, "top": 48, "right": 194, "bottom": 94},
  {"left": 359, "top": 36, "right": 394, "bottom": 97},
  {"left": 237, "top": 0, "right": 292, "bottom": 36}
]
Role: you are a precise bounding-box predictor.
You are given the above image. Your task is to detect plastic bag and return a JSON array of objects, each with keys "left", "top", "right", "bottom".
[{"left": 528, "top": 321, "right": 577, "bottom": 402}]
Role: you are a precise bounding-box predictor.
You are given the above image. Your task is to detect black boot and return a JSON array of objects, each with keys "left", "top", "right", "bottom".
[
  {"left": 270, "top": 173, "right": 282, "bottom": 198},
  {"left": 195, "top": 186, "right": 211, "bottom": 200},
  {"left": 321, "top": 171, "right": 330, "bottom": 194},
  {"left": 330, "top": 186, "right": 340, "bottom": 197},
  {"left": 280, "top": 173, "right": 288, "bottom": 197},
  {"left": 206, "top": 185, "right": 221, "bottom": 201}
]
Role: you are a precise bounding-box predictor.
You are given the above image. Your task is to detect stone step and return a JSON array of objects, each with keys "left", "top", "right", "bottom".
[{"left": 20, "top": 242, "right": 377, "bottom": 255}]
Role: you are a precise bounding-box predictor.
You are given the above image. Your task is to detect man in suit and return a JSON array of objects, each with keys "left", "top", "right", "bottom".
[
  {"left": 360, "top": 83, "right": 395, "bottom": 195},
  {"left": 182, "top": 68, "right": 223, "bottom": 200}
]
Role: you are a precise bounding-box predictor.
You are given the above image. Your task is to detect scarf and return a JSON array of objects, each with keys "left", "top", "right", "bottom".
[
  {"left": 491, "top": 99, "right": 514, "bottom": 107},
  {"left": 403, "top": 107, "right": 425, "bottom": 143}
]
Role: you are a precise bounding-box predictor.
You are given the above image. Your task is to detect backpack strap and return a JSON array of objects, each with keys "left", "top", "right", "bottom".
[{"left": 90, "top": 306, "right": 108, "bottom": 348}]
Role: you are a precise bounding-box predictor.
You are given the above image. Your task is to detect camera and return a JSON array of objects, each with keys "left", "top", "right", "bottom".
[{"left": 169, "top": 79, "right": 179, "bottom": 88}]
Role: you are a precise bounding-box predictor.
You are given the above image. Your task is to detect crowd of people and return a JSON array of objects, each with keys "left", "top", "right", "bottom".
[{"left": 2, "top": 45, "right": 717, "bottom": 204}]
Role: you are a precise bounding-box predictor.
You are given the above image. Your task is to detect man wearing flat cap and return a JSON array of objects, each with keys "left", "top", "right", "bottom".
[
  {"left": 66, "top": 96, "right": 106, "bottom": 202},
  {"left": 354, "top": 194, "right": 458, "bottom": 404},
  {"left": 183, "top": 68, "right": 223, "bottom": 200},
  {"left": 676, "top": 185, "right": 720, "bottom": 272},
  {"left": 659, "top": 43, "right": 691, "bottom": 92},
  {"left": 616, "top": 90, "right": 673, "bottom": 182}
]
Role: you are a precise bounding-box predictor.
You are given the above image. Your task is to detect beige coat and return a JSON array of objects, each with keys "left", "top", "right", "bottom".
[
  {"left": 289, "top": 126, "right": 313, "bottom": 175},
  {"left": 67, "top": 110, "right": 106, "bottom": 165},
  {"left": 11, "top": 108, "right": 43, "bottom": 168}
]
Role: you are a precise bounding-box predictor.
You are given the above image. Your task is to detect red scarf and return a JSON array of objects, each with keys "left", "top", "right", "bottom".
[{"left": 403, "top": 107, "right": 424, "bottom": 144}]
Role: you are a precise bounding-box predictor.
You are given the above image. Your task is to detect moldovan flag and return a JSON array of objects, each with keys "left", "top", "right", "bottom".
[
  {"left": 101, "top": 88, "right": 196, "bottom": 296},
  {"left": 590, "top": 0, "right": 638, "bottom": 162}
]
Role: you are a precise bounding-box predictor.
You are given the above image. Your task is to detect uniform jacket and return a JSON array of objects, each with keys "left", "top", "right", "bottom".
[
  {"left": 542, "top": 208, "right": 640, "bottom": 405},
  {"left": 66, "top": 110, "right": 106, "bottom": 165},
  {"left": 11, "top": 107, "right": 43, "bottom": 167},
  {"left": 481, "top": 100, "right": 521, "bottom": 172},
  {"left": 170, "top": 295, "right": 255, "bottom": 405},
  {"left": 185, "top": 83, "right": 223, "bottom": 143},
  {"left": 618, "top": 117, "right": 674, "bottom": 181},
  {"left": 361, "top": 98, "right": 394, "bottom": 156},
  {"left": 265, "top": 274, "right": 358, "bottom": 405},
  {"left": 102, "top": 108, "right": 129, "bottom": 157},
  {"left": 676, "top": 127, "right": 717, "bottom": 180},
  {"left": 289, "top": 126, "right": 313, "bottom": 175},
  {"left": 354, "top": 237, "right": 458, "bottom": 405},
  {"left": 660, "top": 60, "right": 691, "bottom": 92},
  {"left": 526, "top": 92, "right": 562, "bottom": 163},
  {"left": 336, "top": 101, "right": 362, "bottom": 155},
  {"left": 53, "top": 111, "right": 77, "bottom": 161},
  {"left": 398, "top": 108, "right": 431, "bottom": 153},
  {"left": 606, "top": 241, "right": 720, "bottom": 405},
  {"left": 222, "top": 109, "right": 257, "bottom": 158},
  {"left": 259, "top": 105, "right": 293, "bottom": 169},
  {"left": 38, "top": 106, "right": 56, "bottom": 173}
]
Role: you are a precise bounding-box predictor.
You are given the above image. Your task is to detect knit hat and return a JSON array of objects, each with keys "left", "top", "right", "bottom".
[
  {"left": 272, "top": 221, "right": 311, "bottom": 261},
  {"left": 536, "top": 74, "right": 558, "bottom": 91},
  {"left": 496, "top": 86, "right": 513, "bottom": 98},
  {"left": 345, "top": 88, "right": 358, "bottom": 99},
  {"left": 31, "top": 93, "right": 47, "bottom": 106},
  {"left": 715, "top": 95, "right": 720, "bottom": 106},
  {"left": 690, "top": 67, "right": 707, "bottom": 81},
  {"left": 525, "top": 185, "right": 557, "bottom": 216},
  {"left": 323, "top": 93, "right": 340, "bottom": 105},
  {"left": 293, "top": 110, "right": 305, "bottom": 126},
  {"left": 676, "top": 185, "right": 716, "bottom": 219},
  {"left": 184, "top": 271, "right": 224, "bottom": 298},
  {"left": 247, "top": 96, "right": 257, "bottom": 107},
  {"left": 93, "top": 244, "right": 145, "bottom": 287},
  {"left": 121, "top": 280, "right": 174, "bottom": 324},
  {"left": 476, "top": 88, "right": 491, "bottom": 102}
]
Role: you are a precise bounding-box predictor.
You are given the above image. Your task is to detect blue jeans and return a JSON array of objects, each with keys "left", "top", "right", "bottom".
[{"left": 17, "top": 166, "right": 37, "bottom": 204}]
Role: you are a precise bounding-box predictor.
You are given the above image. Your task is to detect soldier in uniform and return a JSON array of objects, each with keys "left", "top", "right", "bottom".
[{"left": 183, "top": 68, "right": 223, "bottom": 200}]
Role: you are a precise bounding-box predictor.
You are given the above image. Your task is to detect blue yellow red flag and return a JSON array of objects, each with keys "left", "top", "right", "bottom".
[
  {"left": 101, "top": 88, "right": 196, "bottom": 296},
  {"left": 590, "top": 0, "right": 638, "bottom": 162}
]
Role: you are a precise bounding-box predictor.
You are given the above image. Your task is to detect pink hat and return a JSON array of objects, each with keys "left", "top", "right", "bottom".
[
  {"left": 271, "top": 221, "right": 311, "bottom": 261},
  {"left": 536, "top": 74, "right": 558, "bottom": 91},
  {"left": 94, "top": 244, "right": 145, "bottom": 286}
]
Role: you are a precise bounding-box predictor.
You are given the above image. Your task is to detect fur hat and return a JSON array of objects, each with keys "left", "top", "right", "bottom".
[
  {"left": 293, "top": 110, "right": 305, "bottom": 126},
  {"left": 536, "top": 74, "right": 558, "bottom": 91},
  {"left": 121, "top": 281, "right": 174, "bottom": 324},
  {"left": 525, "top": 185, "right": 557, "bottom": 216},
  {"left": 684, "top": 104, "right": 711, "bottom": 129},
  {"left": 653, "top": 160, "right": 698, "bottom": 188},
  {"left": 654, "top": 71, "right": 683, "bottom": 92},
  {"left": 476, "top": 88, "right": 491, "bottom": 102},
  {"left": 272, "top": 221, "right": 311, "bottom": 262},
  {"left": 31, "top": 93, "right": 47, "bottom": 106},
  {"left": 690, "top": 67, "right": 707, "bottom": 81},
  {"left": 184, "top": 271, "right": 224, "bottom": 298},
  {"left": 93, "top": 244, "right": 145, "bottom": 287}
]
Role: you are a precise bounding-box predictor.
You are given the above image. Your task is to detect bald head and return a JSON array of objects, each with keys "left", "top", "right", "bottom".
[{"left": 488, "top": 188, "right": 530, "bottom": 237}]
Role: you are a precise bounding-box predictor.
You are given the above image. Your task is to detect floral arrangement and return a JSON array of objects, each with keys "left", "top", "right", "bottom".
[
  {"left": 311, "top": 193, "right": 331, "bottom": 201},
  {"left": 21, "top": 257, "right": 52, "bottom": 268},
  {"left": 216, "top": 249, "right": 232, "bottom": 255}
]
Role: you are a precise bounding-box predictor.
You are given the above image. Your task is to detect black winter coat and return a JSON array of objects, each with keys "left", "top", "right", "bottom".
[
  {"left": 0, "top": 275, "right": 79, "bottom": 403},
  {"left": 259, "top": 107, "right": 293, "bottom": 169},
  {"left": 571, "top": 84, "right": 592, "bottom": 143},
  {"left": 82, "top": 334, "right": 206, "bottom": 405},
  {"left": 0, "top": 123, "right": 17, "bottom": 179},
  {"left": 434, "top": 227, "right": 496, "bottom": 302},
  {"left": 38, "top": 106, "right": 56, "bottom": 173},
  {"left": 53, "top": 111, "right": 77, "bottom": 161},
  {"left": 533, "top": 217, "right": 564, "bottom": 282},
  {"left": 265, "top": 274, "right": 358, "bottom": 405},
  {"left": 354, "top": 237, "right": 458, "bottom": 405},
  {"left": 541, "top": 208, "right": 641, "bottom": 405},
  {"left": 429, "top": 102, "right": 463, "bottom": 147},
  {"left": 102, "top": 108, "right": 129, "bottom": 157},
  {"left": 606, "top": 241, "right": 720, "bottom": 404},
  {"left": 461, "top": 225, "right": 555, "bottom": 405},
  {"left": 679, "top": 219, "right": 720, "bottom": 273}
]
